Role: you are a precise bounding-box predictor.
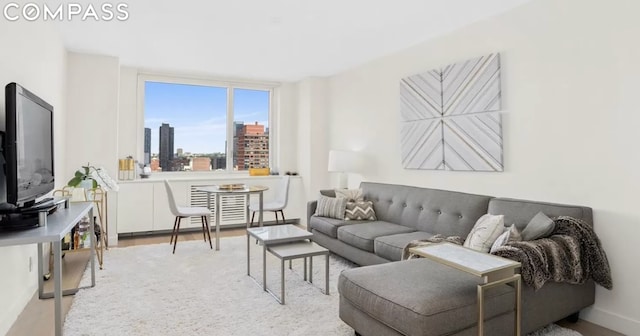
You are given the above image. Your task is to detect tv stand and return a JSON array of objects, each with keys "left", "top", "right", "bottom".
[
  {"left": 0, "top": 201, "right": 96, "bottom": 336},
  {"left": 0, "top": 197, "right": 68, "bottom": 231}
]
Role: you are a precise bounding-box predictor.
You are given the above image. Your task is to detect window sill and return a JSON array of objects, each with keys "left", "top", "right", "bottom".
[{"left": 117, "top": 172, "right": 295, "bottom": 184}]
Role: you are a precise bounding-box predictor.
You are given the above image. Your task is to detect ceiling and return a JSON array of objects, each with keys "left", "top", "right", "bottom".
[{"left": 55, "top": 0, "right": 530, "bottom": 82}]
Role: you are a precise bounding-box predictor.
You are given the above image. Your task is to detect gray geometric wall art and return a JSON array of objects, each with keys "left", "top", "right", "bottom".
[{"left": 399, "top": 53, "right": 503, "bottom": 172}]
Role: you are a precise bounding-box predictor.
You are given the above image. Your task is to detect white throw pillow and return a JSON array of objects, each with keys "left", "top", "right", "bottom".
[
  {"left": 489, "top": 224, "right": 521, "bottom": 254},
  {"left": 335, "top": 188, "right": 364, "bottom": 202},
  {"left": 463, "top": 214, "right": 505, "bottom": 252}
]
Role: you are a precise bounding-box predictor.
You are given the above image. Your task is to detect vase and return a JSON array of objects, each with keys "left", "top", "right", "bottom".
[{"left": 78, "top": 179, "right": 94, "bottom": 201}]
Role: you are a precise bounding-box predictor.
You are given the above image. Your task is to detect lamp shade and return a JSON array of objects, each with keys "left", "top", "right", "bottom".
[{"left": 328, "top": 150, "right": 364, "bottom": 173}]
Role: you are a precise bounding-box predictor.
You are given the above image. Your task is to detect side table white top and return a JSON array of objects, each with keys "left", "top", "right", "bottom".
[
  {"left": 247, "top": 224, "right": 312, "bottom": 244},
  {"left": 409, "top": 242, "right": 520, "bottom": 280}
]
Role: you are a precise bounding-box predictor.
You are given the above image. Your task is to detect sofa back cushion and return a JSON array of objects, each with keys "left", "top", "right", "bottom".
[
  {"left": 360, "top": 182, "right": 493, "bottom": 238},
  {"left": 488, "top": 198, "right": 593, "bottom": 231}
]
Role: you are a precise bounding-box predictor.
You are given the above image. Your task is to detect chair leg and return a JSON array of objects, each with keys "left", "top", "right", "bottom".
[
  {"left": 201, "top": 216, "right": 207, "bottom": 242},
  {"left": 280, "top": 210, "right": 286, "bottom": 225},
  {"left": 203, "top": 216, "right": 213, "bottom": 249},
  {"left": 250, "top": 211, "right": 256, "bottom": 227},
  {"left": 170, "top": 217, "right": 179, "bottom": 245},
  {"left": 173, "top": 217, "right": 182, "bottom": 254},
  {"left": 274, "top": 211, "right": 279, "bottom": 225}
]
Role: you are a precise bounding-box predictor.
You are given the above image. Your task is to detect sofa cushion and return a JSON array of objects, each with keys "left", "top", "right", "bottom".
[
  {"left": 360, "top": 182, "right": 493, "bottom": 237},
  {"left": 488, "top": 197, "right": 593, "bottom": 230},
  {"left": 337, "top": 221, "right": 415, "bottom": 252},
  {"left": 374, "top": 231, "right": 436, "bottom": 261},
  {"left": 309, "top": 215, "right": 358, "bottom": 238},
  {"left": 338, "top": 259, "right": 515, "bottom": 336}
]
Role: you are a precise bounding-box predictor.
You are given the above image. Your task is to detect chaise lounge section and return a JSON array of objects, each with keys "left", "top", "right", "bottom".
[{"left": 307, "top": 182, "right": 595, "bottom": 335}]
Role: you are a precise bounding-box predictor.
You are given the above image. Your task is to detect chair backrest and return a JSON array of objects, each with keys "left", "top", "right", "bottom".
[
  {"left": 274, "top": 175, "right": 291, "bottom": 208},
  {"left": 164, "top": 180, "right": 180, "bottom": 216}
]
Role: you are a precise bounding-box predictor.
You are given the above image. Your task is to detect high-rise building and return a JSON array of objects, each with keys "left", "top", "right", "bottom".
[
  {"left": 232, "top": 121, "right": 244, "bottom": 169},
  {"left": 237, "top": 122, "right": 269, "bottom": 169},
  {"left": 144, "top": 128, "right": 151, "bottom": 164},
  {"left": 211, "top": 153, "right": 226, "bottom": 170},
  {"left": 176, "top": 148, "right": 183, "bottom": 156},
  {"left": 159, "top": 123, "right": 174, "bottom": 171}
]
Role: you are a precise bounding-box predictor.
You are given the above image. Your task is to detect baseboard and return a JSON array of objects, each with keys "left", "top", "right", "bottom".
[
  {"left": 117, "top": 218, "right": 301, "bottom": 239},
  {"left": 0, "top": 283, "right": 37, "bottom": 336},
  {"left": 581, "top": 306, "right": 639, "bottom": 335}
]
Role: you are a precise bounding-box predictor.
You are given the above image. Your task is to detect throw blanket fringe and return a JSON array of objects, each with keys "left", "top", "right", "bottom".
[
  {"left": 402, "top": 235, "right": 464, "bottom": 260},
  {"left": 492, "top": 216, "right": 612, "bottom": 290}
]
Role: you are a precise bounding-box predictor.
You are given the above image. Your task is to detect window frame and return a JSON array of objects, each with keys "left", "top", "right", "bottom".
[{"left": 136, "top": 73, "right": 279, "bottom": 174}]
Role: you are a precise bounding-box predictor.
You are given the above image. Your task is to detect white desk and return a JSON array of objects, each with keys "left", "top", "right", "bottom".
[
  {"left": 0, "top": 202, "right": 96, "bottom": 336},
  {"left": 195, "top": 185, "right": 268, "bottom": 250}
]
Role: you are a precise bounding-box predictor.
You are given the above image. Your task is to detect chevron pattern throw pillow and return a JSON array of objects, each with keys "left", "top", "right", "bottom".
[{"left": 345, "top": 201, "right": 377, "bottom": 221}]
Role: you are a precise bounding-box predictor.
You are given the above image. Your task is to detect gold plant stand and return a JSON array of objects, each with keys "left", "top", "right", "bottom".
[{"left": 44, "top": 187, "right": 107, "bottom": 279}]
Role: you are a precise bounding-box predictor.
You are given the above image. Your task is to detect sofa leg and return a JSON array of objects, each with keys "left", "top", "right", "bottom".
[
  {"left": 566, "top": 311, "right": 580, "bottom": 323},
  {"left": 354, "top": 332, "right": 362, "bottom": 336}
]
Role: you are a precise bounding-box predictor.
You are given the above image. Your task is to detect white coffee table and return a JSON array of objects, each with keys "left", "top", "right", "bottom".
[
  {"left": 246, "top": 224, "right": 313, "bottom": 300},
  {"left": 409, "top": 242, "right": 522, "bottom": 336}
]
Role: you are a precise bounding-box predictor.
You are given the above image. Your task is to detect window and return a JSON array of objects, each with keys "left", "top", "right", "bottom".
[{"left": 142, "top": 77, "right": 273, "bottom": 172}]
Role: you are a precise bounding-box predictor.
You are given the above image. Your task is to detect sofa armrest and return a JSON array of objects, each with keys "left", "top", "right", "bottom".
[
  {"left": 307, "top": 200, "right": 318, "bottom": 231},
  {"left": 306, "top": 189, "right": 336, "bottom": 231}
]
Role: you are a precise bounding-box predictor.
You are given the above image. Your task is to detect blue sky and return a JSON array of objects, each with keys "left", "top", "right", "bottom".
[{"left": 144, "top": 81, "right": 269, "bottom": 154}]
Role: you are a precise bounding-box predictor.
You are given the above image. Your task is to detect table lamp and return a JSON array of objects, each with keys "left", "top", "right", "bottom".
[{"left": 328, "top": 150, "right": 364, "bottom": 189}]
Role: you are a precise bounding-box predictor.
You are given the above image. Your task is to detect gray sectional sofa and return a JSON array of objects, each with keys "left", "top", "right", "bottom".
[{"left": 306, "top": 182, "right": 595, "bottom": 336}]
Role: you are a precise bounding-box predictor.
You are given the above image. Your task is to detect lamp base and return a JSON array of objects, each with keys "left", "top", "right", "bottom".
[{"left": 337, "top": 172, "right": 348, "bottom": 189}]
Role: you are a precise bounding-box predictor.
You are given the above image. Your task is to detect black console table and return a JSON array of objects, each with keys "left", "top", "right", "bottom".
[{"left": 0, "top": 201, "right": 96, "bottom": 336}]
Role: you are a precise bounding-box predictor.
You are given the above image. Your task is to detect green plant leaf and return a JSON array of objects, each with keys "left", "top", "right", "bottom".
[
  {"left": 92, "top": 179, "right": 98, "bottom": 188},
  {"left": 74, "top": 170, "right": 84, "bottom": 178},
  {"left": 68, "top": 176, "right": 82, "bottom": 187}
]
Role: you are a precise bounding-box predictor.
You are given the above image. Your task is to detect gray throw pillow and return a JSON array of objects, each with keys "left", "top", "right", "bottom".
[
  {"left": 315, "top": 195, "right": 347, "bottom": 219},
  {"left": 521, "top": 212, "right": 555, "bottom": 240}
]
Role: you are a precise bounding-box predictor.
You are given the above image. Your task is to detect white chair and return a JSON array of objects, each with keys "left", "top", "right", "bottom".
[
  {"left": 165, "top": 180, "right": 212, "bottom": 253},
  {"left": 250, "top": 175, "right": 290, "bottom": 226}
]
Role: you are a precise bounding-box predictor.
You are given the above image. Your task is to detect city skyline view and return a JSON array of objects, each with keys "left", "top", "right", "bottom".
[{"left": 144, "top": 81, "right": 270, "bottom": 155}]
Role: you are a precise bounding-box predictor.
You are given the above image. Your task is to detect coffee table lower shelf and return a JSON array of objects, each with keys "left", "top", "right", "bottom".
[{"left": 267, "top": 241, "right": 330, "bottom": 304}]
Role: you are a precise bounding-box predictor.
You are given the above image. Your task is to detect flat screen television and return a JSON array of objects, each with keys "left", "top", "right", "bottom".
[{"left": 3, "top": 82, "right": 55, "bottom": 209}]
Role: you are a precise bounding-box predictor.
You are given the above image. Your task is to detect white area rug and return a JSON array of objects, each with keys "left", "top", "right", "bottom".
[{"left": 64, "top": 236, "right": 581, "bottom": 336}]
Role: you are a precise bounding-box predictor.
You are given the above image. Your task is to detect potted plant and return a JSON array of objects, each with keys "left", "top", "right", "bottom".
[{"left": 67, "top": 163, "right": 119, "bottom": 192}]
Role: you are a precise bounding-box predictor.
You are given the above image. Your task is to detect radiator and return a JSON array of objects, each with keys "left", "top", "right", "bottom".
[{"left": 189, "top": 185, "right": 248, "bottom": 227}]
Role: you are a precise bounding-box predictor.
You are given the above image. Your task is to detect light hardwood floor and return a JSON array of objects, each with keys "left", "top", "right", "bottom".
[{"left": 8, "top": 228, "right": 623, "bottom": 336}]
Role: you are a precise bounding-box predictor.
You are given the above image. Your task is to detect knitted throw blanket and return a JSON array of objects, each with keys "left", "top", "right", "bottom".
[{"left": 492, "top": 216, "right": 613, "bottom": 290}]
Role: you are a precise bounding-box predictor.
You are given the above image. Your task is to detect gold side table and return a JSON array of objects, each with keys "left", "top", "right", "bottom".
[{"left": 409, "top": 242, "right": 522, "bottom": 336}]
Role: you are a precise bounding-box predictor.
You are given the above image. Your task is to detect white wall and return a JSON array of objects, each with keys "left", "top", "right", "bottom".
[
  {"left": 66, "top": 52, "right": 120, "bottom": 244},
  {"left": 65, "top": 52, "right": 120, "bottom": 182},
  {"left": 276, "top": 82, "right": 299, "bottom": 174},
  {"left": 296, "top": 78, "right": 331, "bottom": 200},
  {"left": 323, "top": 0, "right": 640, "bottom": 334},
  {"left": 0, "top": 20, "right": 67, "bottom": 335}
]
